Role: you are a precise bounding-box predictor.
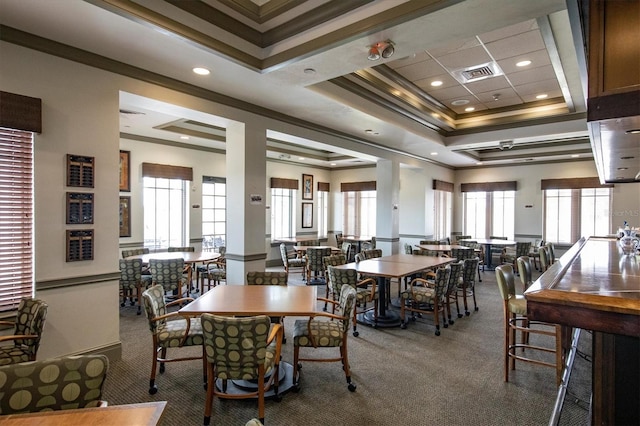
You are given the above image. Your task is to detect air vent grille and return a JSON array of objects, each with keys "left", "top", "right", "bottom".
[
  {"left": 462, "top": 66, "right": 493, "bottom": 80},
  {"left": 451, "top": 61, "right": 503, "bottom": 84}
]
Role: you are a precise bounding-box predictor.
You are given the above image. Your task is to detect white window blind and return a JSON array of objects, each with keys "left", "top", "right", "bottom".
[{"left": 0, "top": 127, "right": 34, "bottom": 312}]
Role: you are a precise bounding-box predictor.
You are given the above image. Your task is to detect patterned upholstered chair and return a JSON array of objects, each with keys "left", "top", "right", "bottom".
[
  {"left": 121, "top": 247, "right": 150, "bottom": 258},
  {"left": 293, "top": 284, "right": 357, "bottom": 392},
  {"left": 443, "top": 260, "right": 465, "bottom": 325},
  {"left": 501, "top": 242, "right": 532, "bottom": 274},
  {"left": 246, "top": 271, "right": 289, "bottom": 340},
  {"left": 141, "top": 285, "right": 206, "bottom": 395},
  {"left": 458, "top": 257, "right": 480, "bottom": 316},
  {"left": 149, "top": 258, "right": 190, "bottom": 300},
  {"left": 327, "top": 265, "right": 377, "bottom": 336},
  {"left": 198, "top": 246, "right": 226, "bottom": 292},
  {"left": 280, "top": 243, "right": 306, "bottom": 281},
  {"left": 119, "top": 258, "right": 152, "bottom": 314},
  {"left": 0, "top": 355, "right": 109, "bottom": 414},
  {"left": 529, "top": 239, "right": 545, "bottom": 270},
  {"left": 200, "top": 314, "right": 283, "bottom": 426},
  {"left": 545, "top": 242, "right": 556, "bottom": 264},
  {"left": 168, "top": 246, "right": 195, "bottom": 252},
  {"left": 341, "top": 241, "right": 354, "bottom": 262},
  {"left": 403, "top": 243, "right": 413, "bottom": 254},
  {"left": 305, "top": 247, "right": 332, "bottom": 285},
  {"left": 245, "top": 419, "right": 264, "bottom": 426},
  {"left": 451, "top": 247, "right": 482, "bottom": 282},
  {"left": 419, "top": 240, "right": 440, "bottom": 245},
  {"left": 0, "top": 298, "right": 48, "bottom": 366},
  {"left": 455, "top": 235, "right": 472, "bottom": 244},
  {"left": 322, "top": 253, "right": 347, "bottom": 311},
  {"left": 495, "top": 265, "right": 563, "bottom": 385},
  {"left": 400, "top": 266, "right": 451, "bottom": 336},
  {"left": 516, "top": 255, "right": 535, "bottom": 291}
]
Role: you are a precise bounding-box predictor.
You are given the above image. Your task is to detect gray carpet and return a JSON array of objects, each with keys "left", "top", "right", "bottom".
[{"left": 105, "top": 265, "right": 591, "bottom": 426}]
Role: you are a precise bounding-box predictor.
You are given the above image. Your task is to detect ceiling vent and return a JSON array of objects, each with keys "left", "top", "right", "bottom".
[{"left": 451, "top": 61, "right": 503, "bottom": 84}]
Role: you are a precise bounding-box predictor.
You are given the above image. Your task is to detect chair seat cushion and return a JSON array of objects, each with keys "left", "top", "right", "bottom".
[
  {"left": 293, "top": 319, "right": 343, "bottom": 347},
  {"left": 206, "top": 268, "right": 226, "bottom": 279},
  {"left": 508, "top": 295, "right": 527, "bottom": 315},
  {"left": 288, "top": 259, "right": 306, "bottom": 267},
  {"left": 156, "top": 318, "right": 204, "bottom": 348},
  {"left": 215, "top": 340, "right": 279, "bottom": 381},
  {"left": 356, "top": 288, "right": 378, "bottom": 302},
  {"left": 400, "top": 286, "right": 435, "bottom": 303},
  {"left": 0, "top": 348, "right": 29, "bottom": 366}
]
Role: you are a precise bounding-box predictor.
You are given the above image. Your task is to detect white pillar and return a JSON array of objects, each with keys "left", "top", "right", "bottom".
[{"left": 376, "top": 160, "right": 400, "bottom": 255}]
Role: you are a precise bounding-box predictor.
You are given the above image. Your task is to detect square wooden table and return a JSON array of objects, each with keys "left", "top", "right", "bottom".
[{"left": 334, "top": 254, "right": 454, "bottom": 327}]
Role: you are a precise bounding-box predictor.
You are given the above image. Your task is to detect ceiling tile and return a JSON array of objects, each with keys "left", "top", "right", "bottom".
[
  {"left": 475, "top": 87, "right": 519, "bottom": 103},
  {"left": 464, "top": 75, "right": 511, "bottom": 93},
  {"left": 392, "top": 58, "right": 445, "bottom": 81},
  {"left": 508, "top": 64, "right": 557, "bottom": 86},
  {"left": 521, "top": 90, "right": 564, "bottom": 103},
  {"left": 485, "top": 30, "right": 546, "bottom": 60},
  {"left": 425, "top": 36, "right": 480, "bottom": 57},
  {"left": 433, "top": 45, "right": 492, "bottom": 71},
  {"left": 414, "top": 73, "right": 459, "bottom": 91},
  {"left": 430, "top": 85, "right": 474, "bottom": 102},
  {"left": 513, "top": 78, "right": 561, "bottom": 96},
  {"left": 478, "top": 19, "right": 539, "bottom": 43},
  {"left": 386, "top": 50, "right": 431, "bottom": 69},
  {"left": 497, "top": 49, "right": 552, "bottom": 74}
]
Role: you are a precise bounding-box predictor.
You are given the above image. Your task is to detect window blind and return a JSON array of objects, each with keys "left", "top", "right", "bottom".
[
  {"left": 0, "top": 91, "right": 42, "bottom": 134},
  {"left": 340, "top": 181, "right": 376, "bottom": 192},
  {"left": 142, "top": 162, "right": 193, "bottom": 180},
  {"left": 270, "top": 177, "right": 298, "bottom": 189},
  {"left": 317, "top": 182, "right": 330, "bottom": 192},
  {"left": 0, "top": 127, "right": 34, "bottom": 312},
  {"left": 432, "top": 179, "right": 454, "bottom": 192},
  {"left": 460, "top": 181, "right": 517, "bottom": 192},
  {"left": 541, "top": 177, "right": 613, "bottom": 190}
]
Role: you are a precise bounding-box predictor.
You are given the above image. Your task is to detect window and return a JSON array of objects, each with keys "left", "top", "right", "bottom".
[
  {"left": 143, "top": 177, "right": 188, "bottom": 249},
  {"left": 0, "top": 127, "right": 34, "bottom": 313},
  {"left": 491, "top": 191, "right": 515, "bottom": 240},
  {"left": 433, "top": 189, "right": 452, "bottom": 240},
  {"left": 463, "top": 191, "right": 487, "bottom": 239},
  {"left": 202, "top": 177, "right": 226, "bottom": 251},
  {"left": 544, "top": 187, "right": 611, "bottom": 244},
  {"left": 463, "top": 191, "right": 515, "bottom": 239},
  {"left": 317, "top": 189, "right": 328, "bottom": 238},
  {"left": 271, "top": 187, "right": 295, "bottom": 240},
  {"left": 343, "top": 191, "right": 376, "bottom": 236}
]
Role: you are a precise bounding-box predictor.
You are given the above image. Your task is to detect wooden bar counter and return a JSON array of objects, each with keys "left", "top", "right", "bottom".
[{"left": 525, "top": 237, "right": 639, "bottom": 425}]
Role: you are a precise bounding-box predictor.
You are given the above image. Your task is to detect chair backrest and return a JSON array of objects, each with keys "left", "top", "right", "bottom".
[
  {"left": 340, "top": 242, "right": 352, "bottom": 258},
  {"left": 323, "top": 254, "right": 347, "bottom": 289},
  {"left": 432, "top": 266, "right": 452, "bottom": 299},
  {"left": 516, "top": 256, "right": 533, "bottom": 290},
  {"left": 414, "top": 249, "right": 438, "bottom": 256},
  {"left": 490, "top": 236, "right": 508, "bottom": 240},
  {"left": 11, "top": 298, "right": 48, "bottom": 356},
  {"left": 515, "top": 241, "right": 532, "bottom": 257},
  {"left": 545, "top": 242, "right": 556, "bottom": 263},
  {"left": 142, "top": 285, "right": 168, "bottom": 333},
  {"left": 461, "top": 257, "right": 480, "bottom": 286},
  {"left": 404, "top": 243, "right": 413, "bottom": 254},
  {"left": 327, "top": 265, "right": 358, "bottom": 295},
  {"left": 419, "top": 240, "right": 440, "bottom": 245},
  {"left": 336, "top": 285, "right": 357, "bottom": 333},
  {"left": 200, "top": 314, "right": 272, "bottom": 380},
  {"left": 168, "top": 246, "right": 195, "bottom": 252},
  {"left": 246, "top": 271, "right": 288, "bottom": 286},
  {"left": 456, "top": 235, "right": 472, "bottom": 243},
  {"left": 0, "top": 354, "right": 108, "bottom": 414},
  {"left": 495, "top": 264, "right": 516, "bottom": 301},
  {"left": 119, "top": 258, "right": 143, "bottom": 284},
  {"left": 299, "top": 240, "right": 318, "bottom": 246},
  {"left": 217, "top": 246, "right": 226, "bottom": 257},
  {"left": 354, "top": 252, "right": 365, "bottom": 263},
  {"left": 361, "top": 249, "right": 382, "bottom": 259},
  {"left": 307, "top": 247, "right": 331, "bottom": 272},
  {"left": 539, "top": 246, "right": 551, "bottom": 271},
  {"left": 122, "top": 248, "right": 149, "bottom": 258},
  {"left": 279, "top": 243, "right": 289, "bottom": 265},
  {"left": 439, "top": 237, "right": 451, "bottom": 245},
  {"left": 451, "top": 248, "right": 474, "bottom": 260},
  {"left": 446, "top": 261, "right": 464, "bottom": 296},
  {"left": 149, "top": 258, "right": 185, "bottom": 291}
]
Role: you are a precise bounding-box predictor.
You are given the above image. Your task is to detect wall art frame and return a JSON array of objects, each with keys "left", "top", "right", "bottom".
[
  {"left": 302, "top": 173, "right": 313, "bottom": 200},
  {"left": 119, "top": 150, "right": 130, "bottom": 192}
]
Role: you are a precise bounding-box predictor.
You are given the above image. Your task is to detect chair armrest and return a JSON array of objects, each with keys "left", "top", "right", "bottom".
[
  {"left": 0, "top": 334, "right": 38, "bottom": 343},
  {"left": 267, "top": 323, "right": 284, "bottom": 360},
  {"left": 409, "top": 277, "right": 433, "bottom": 291},
  {"left": 356, "top": 277, "right": 377, "bottom": 297},
  {"left": 166, "top": 297, "right": 195, "bottom": 308},
  {"left": 0, "top": 320, "right": 15, "bottom": 327},
  {"left": 316, "top": 296, "right": 338, "bottom": 308}
]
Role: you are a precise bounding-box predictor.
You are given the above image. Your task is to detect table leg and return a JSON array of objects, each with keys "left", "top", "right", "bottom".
[
  {"left": 485, "top": 244, "right": 493, "bottom": 269},
  {"left": 357, "top": 276, "right": 400, "bottom": 327}
]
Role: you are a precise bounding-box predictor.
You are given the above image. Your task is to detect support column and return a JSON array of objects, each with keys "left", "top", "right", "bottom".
[
  {"left": 225, "top": 121, "right": 267, "bottom": 285},
  {"left": 376, "top": 160, "right": 400, "bottom": 255}
]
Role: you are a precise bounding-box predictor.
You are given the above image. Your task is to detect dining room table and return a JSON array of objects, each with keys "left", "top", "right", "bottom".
[
  {"left": 334, "top": 254, "right": 455, "bottom": 327},
  {"left": 0, "top": 401, "right": 167, "bottom": 426},
  {"left": 293, "top": 245, "right": 341, "bottom": 254},
  {"left": 179, "top": 284, "right": 318, "bottom": 397},
  {"left": 341, "top": 235, "right": 372, "bottom": 253},
  {"left": 458, "top": 238, "right": 516, "bottom": 269},
  {"left": 415, "top": 244, "right": 473, "bottom": 255}
]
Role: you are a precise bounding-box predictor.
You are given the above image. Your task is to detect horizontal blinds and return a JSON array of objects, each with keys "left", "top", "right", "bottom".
[
  {"left": 541, "top": 177, "right": 613, "bottom": 190},
  {"left": 142, "top": 163, "right": 193, "bottom": 181},
  {"left": 460, "top": 181, "right": 517, "bottom": 192},
  {"left": 317, "top": 182, "right": 330, "bottom": 192},
  {"left": 0, "top": 91, "right": 42, "bottom": 134},
  {"left": 0, "top": 127, "right": 34, "bottom": 312},
  {"left": 270, "top": 177, "right": 298, "bottom": 189},
  {"left": 432, "top": 179, "right": 454, "bottom": 192},
  {"left": 341, "top": 181, "right": 376, "bottom": 192},
  {"left": 202, "top": 176, "right": 226, "bottom": 184}
]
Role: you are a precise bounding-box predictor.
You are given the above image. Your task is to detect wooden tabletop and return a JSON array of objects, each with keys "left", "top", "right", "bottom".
[
  {"left": 179, "top": 285, "right": 318, "bottom": 317},
  {"left": 335, "top": 254, "right": 454, "bottom": 279},
  {"left": 0, "top": 401, "right": 167, "bottom": 426},
  {"left": 124, "top": 251, "right": 220, "bottom": 264},
  {"left": 415, "top": 244, "right": 472, "bottom": 252}
]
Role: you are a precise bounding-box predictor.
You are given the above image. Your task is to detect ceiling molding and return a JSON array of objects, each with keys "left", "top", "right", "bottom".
[{"left": 217, "top": 0, "right": 307, "bottom": 25}]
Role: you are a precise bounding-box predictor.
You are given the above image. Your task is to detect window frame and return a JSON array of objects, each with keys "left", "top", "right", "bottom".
[{"left": 202, "top": 176, "right": 226, "bottom": 251}]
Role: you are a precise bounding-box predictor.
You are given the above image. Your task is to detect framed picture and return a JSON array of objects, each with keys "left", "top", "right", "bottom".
[
  {"left": 302, "top": 174, "right": 313, "bottom": 200},
  {"left": 119, "top": 196, "right": 131, "bottom": 237},
  {"left": 119, "top": 150, "right": 130, "bottom": 192},
  {"left": 302, "top": 202, "right": 313, "bottom": 228}
]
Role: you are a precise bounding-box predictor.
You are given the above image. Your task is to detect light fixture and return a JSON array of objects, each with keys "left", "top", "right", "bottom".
[
  {"left": 431, "top": 80, "right": 443, "bottom": 87},
  {"left": 465, "top": 107, "right": 475, "bottom": 112},
  {"left": 499, "top": 140, "right": 514, "bottom": 150},
  {"left": 180, "top": 136, "right": 189, "bottom": 140},
  {"left": 492, "top": 93, "right": 501, "bottom": 101},
  {"left": 536, "top": 94, "right": 548, "bottom": 99},
  {"left": 367, "top": 40, "right": 395, "bottom": 61},
  {"left": 430, "top": 152, "right": 438, "bottom": 156},
  {"left": 451, "top": 99, "right": 469, "bottom": 105},
  {"left": 193, "top": 67, "right": 210, "bottom": 76},
  {"left": 625, "top": 128, "right": 640, "bottom": 134},
  {"left": 303, "top": 68, "right": 316, "bottom": 74},
  {"left": 516, "top": 60, "right": 532, "bottom": 67},
  {"left": 571, "top": 154, "right": 580, "bottom": 158}
]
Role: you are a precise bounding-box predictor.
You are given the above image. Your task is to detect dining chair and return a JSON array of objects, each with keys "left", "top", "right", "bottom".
[
  {"left": 0, "top": 354, "right": 109, "bottom": 414},
  {"left": 168, "top": 247, "right": 196, "bottom": 290},
  {"left": 545, "top": 242, "right": 556, "bottom": 264},
  {"left": 451, "top": 247, "right": 483, "bottom": 282},
  {"left": 500, "top": 242, "right": 532, "bottom": 275},
  {"left": 198, "top": 246, "right": 226, "bottom": 292},
  {"left": 0, "top": 298, "right": 48, "bottom": 366},
  {"left": 495, "top": 265, "right": 563, "bottom": 385},
  {"left": 119, "top": 258, "right": 153, "bottom": 314},
  {"left": 141, "top": 285, "right": 206, "bottom": 395},
  {"left": 201, "top": 314, "right": 283, "bottom": 426},
  {"left": 516, "top": 255, "right": 534, "bottom": 291},
  {"left": 305, "top": 247, "right": 332, "bottom": 285},
  {"left": 246, "top": 271, "right": 289, "bottom": 341},
  {"left": 280, "top": 243, "right": 306, "bottom": 281},
  {"left": 322, "top": 253, "right": 347, "bottom": 311},
  {"left": 458, "top": 257, "right": 480, "bottom": 316},
  {"left": 326, "top": 265, "right": 377, "bottom": 336},
  {"left": 149, "top": 258, "right": 190, "bottom": 300},
  {"left": 529, "top": 239, "right": 545, "bottom": 270},
  {"left": 419, "top": 239, "right": 440, "bottom": 245},
  {"left": 122, "top": 247, "right": 150, "bottom": 258},
  {"left": 400, "top": 265, "right": 451, "bottom": 335},
  {"left": 444, "top": 260, "right": 465, "bottom": 325},
  {"left": 168, "top": 246, "right": 195, "bottom": 252},
  {"left": 456, "top": 235, "right": 472, "bottom": 244},
  {"left": 292, "top": 284, "right": 357, "bottom": 392},
  {"left": 539, "top": 246, "right": 551, "bottom": 272}
]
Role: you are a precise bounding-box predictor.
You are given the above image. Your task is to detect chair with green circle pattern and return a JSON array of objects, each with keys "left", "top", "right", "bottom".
[{"left": 0, "top": 298, "right": 48, "bottom": 366}]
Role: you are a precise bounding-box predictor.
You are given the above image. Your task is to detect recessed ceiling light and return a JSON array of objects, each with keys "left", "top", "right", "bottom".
[
  {"left": 465, "top": 107, "right": 475, "bottom": 112},
  {"left": 298, "top": 157, "right": 305, "bottom": 160},
  {"left": 330, "top": 163, "right": 337, "bottom": 166},
  {"left": 625, "top": 129, "right": 640, "bottom": 134},
  {"left": 536, "top": 94, "right": 548, "bottom": 99},
  {"left": 180, "top": 136, "right": 189, "bottom": 140},
  {"left": 618, "top": 167, "right": 629, "bottom": 170},
  {"left": 193, "top": 67, "right": 210, "bottom": 76},
  {"left": 451, "top": 99, "right": 469, "bottom": 106},
  {"left": 476, "top": 162, "right": 483, "bottom": 165},
  {"left": 430, "top": 152, "right": 438, "bottom": 156},
  {"left": 431, "top": 113, "right": 440, "bottom": 118},
  {"left": 304, "top": 68, "right": 316, "bottom": 74},
  {"left": 571, "top": 154, "right": 579, "bottom": 158},
  {"left": 431, "top": 80, "right": 443, "bottom": 87},
  {"left": 516, "top": 60, "right": 532, "bottom": 67}
]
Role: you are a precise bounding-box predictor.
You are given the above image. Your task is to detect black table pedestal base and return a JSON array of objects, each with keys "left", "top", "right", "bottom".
[{"left": 216, "top": 362, "right": 294, "bottom": 399}]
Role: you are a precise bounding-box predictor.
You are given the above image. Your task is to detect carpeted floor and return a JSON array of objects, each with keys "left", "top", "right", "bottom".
[{"left": 106, "top": 264, "right": 591, "bottom": 426}]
